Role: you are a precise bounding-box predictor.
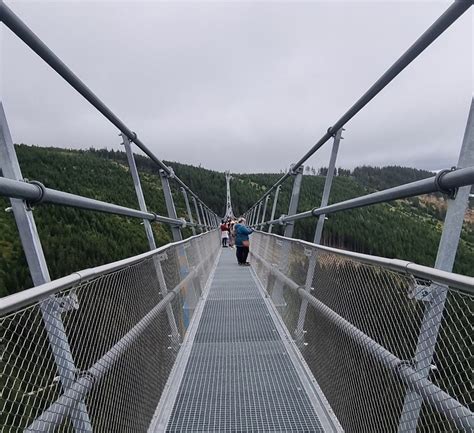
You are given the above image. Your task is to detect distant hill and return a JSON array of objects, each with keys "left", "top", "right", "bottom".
[
  {"left": 352, "top": 165, "right": 434, "bottom": 190},
  {"left": 0, "top": 144, "right": 472, "bottom": 297}
]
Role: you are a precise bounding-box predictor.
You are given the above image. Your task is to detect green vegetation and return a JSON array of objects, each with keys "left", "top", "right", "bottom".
[{"left": 1, "top": 145, "right": 472, "bottom": 297}]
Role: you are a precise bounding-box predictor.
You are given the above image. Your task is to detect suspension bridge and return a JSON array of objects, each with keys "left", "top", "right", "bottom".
[{"left": 0, "top": 1, "right": 473, "bottom": 432}]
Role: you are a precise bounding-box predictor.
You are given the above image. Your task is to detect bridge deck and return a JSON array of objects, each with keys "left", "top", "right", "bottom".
[{"left": 153, "top": 248, "right": 338, "bottom": 433}]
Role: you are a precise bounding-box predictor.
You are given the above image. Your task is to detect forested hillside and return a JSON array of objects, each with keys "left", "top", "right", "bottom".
[{"left": 0, "top": 145, "right": 472, "bottom": 297}]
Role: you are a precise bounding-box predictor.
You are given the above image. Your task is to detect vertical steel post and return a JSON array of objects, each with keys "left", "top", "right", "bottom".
[
  {"left": 122, "top": 134, "right": 179, "bottom": 343},
  {"left": 205, "top": 205, "right": 211, "bottom": 229},
  {"left": 294, "top": 248, "right": 317, "bottom": 346},
  {"left": 205, "top": 206, "right": 211, "bottom": 229},
  {"left": 255, "top": 202, "right": 262, "bottom": 228},
  {"left": 201, "top": 205, "right": 207, "bottom": 228},
  {"left": 192, "top": 196, "right": 203, "bottom": 232},
  {"left": 210, "top": 210, "right": 216, "bottom": 227},
  {"left": 260, "top": 195, "right": 270, "bottom": 230},
  {"left": 0, "top": 103, "right": 93, "bottom": 432},
  {"left": 295, "top": 129, "right": 343, "bottom": 343},
  {"left": 251, "top": 206, "right": 257, "bottom": 226},
  {"left": 268, "top": 185, "right": 281, "bottom": 233},
  {"left": 199, "top": 202, "right": 208, "bottom": 230},
  {"left": 398, "top": 99, "right": 474, "bottom": 433},
  {"left": 283, "top": 165, "right": 304, "bottom": 238},
  {"left": 153, "top": 254, "right": 180, "bottom": 344},
  {"left": 121, "top": 133, "right": 156, "bottom": 248},
  {"left": 272, "top": 165, "right": 304, "bottom": 308},
  {"left": 159, "top": 168, "right": 182, "bottom": 242},
  {"left": 314, "top": 128, "right": 343, "bottom": 244},
  {"left": 181, "top": 187, "right": 196, "bottom": 236}
]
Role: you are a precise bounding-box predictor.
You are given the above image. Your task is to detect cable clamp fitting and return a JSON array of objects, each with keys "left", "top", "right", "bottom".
[
  {"left": 160, "top": 166, "right": 175, "bottom": 179},
  {"left": 435, "top": 167, "right": 457, "bottom": 199},
  {"left": 278, "top": 214, "right": 287, "bottom": 226},
  {"left": 25, "top": 179, "right": 46, "bottom": 210},
  {"left": 119, "top": 131, "right": 137, "bottom": 144},
  {"left": 289, "top": 164, "right": 304, "bottom": 176},
  {"left": 327, "top": 126, "right": 336, "bottom": 138}
]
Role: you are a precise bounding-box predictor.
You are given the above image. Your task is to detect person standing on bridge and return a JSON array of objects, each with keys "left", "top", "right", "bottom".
[
  {"left": 220, "top": 220, "right": 229, "bottom": 247},
  {"left": 234, "top": 217, "right": 254, "bottom": 265},
  {"left": 228, "top": 219, "right": 236, "bottom": 248}
]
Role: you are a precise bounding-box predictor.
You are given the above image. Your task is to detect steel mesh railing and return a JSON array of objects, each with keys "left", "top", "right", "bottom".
[
  {"left": 251, "top": 231, "right": 473, "bottom": 433},
  {"left": 0, "top": 230, "right": 220, "bottom": 433}
]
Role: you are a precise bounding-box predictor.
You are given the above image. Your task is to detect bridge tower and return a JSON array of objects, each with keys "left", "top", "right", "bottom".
[{"left": 224, "top": 170, "right": 234, "bottom": 219}]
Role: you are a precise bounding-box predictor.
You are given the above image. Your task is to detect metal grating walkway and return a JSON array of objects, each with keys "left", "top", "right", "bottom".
[{"left": 156, "top": 249, "right": 336, "bottom": 432}]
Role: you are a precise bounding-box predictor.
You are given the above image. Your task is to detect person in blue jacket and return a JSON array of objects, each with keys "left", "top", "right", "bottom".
[{"left": 234, "top": 217, "right": 254, "bottom": 266}]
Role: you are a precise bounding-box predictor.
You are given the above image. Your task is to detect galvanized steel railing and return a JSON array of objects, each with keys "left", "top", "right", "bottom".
[
  {"left": 241, "top": 4, "right": 473, "bottom": 432},
  {"left": 1, "top": 1, "right": 473, "bottom": 433},
  {"left": 250, "top": 231, "right": 474, "bottom": 433},
  {"left": 0, "top": 5, "right": 221, "bottom": 433},
  {"left": 0, "top": 2, "right": 219, "bottom": 234},
  {"left": 244, "top": 1, "right": 472, "bottom": 228},
  {"left": 1, "top": 230, "right": 220, "bottom": 433}
]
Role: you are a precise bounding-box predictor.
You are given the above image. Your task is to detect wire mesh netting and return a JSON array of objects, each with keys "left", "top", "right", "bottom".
[
  {"left": 251, "top": 231, "right": 473, "bottom": 433},
  {"left": 1, "top": 230, "right": 220, "bottom": 433}
]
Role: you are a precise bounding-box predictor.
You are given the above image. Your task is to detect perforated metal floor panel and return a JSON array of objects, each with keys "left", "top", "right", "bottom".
[{"left": 164, "top": 249, "right": 326, "bottom": 432}]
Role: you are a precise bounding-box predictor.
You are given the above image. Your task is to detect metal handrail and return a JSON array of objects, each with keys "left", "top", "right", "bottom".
[
  {"left": 251, "top": 247, "right": 473, "bottom": 432},
  {"left": 258, "top": 165, "right": 474, "bottom": 227},
  {"left": 245, "top": 0, "right": 472, "bottom": 214},
  {"left": 0, "top": 176, "right": 204, "bottom": 226},
  {"left": 252, "top": 230, "right": 474, "bottom": 295},
  {"left": 0, "top": 229, "right": 215, "bottom": 315},
  {"left": 17, "top": 232, "right": 219, "bottom": 432},
  {"left": 0, "top": 2, "right": 216, "bottom": 219}
]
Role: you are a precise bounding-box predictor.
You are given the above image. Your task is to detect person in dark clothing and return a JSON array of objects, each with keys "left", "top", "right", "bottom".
[{"left": 234, "top": 217, "right": 254, "bottom": 265}]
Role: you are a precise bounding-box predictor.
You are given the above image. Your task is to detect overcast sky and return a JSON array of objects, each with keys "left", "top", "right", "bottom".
[{"left": 1, "top": 1, "right": 472, "bottom": 173}]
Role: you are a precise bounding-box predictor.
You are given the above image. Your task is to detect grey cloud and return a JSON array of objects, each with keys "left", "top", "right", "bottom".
[{"left": 1, "top": 1, "right": 472, "bottom": 173}]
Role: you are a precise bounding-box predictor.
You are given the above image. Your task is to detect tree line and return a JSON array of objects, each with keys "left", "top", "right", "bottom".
[{"left": 0, "top": 144, "right": 472, "bottom": 297}]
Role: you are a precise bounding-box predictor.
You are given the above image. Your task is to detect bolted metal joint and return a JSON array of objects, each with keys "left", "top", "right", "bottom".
[
  {"left": 157, "top": 252, "right": 168, "bottom": 262},
  {"left": 159, "top": 167, "right": 175, "bottom": 179},
  {"left": 25, "top": 179, "right": 46, "bottom": 209},
  {"left": 179, "top": 217, "right": 187, "bottom": 228},
  {"left": 164, "top": 166, "right": 176, "bottom": 179},
  {"left": 278, "top": 214, "right": 287, "bottom": 226},
  {"left": 47, "top": 291, "right": 80, "bottom": 314},
  {"left": 289, "top": 164, "right": 304, "bottom": 176},
  {"left": 327, "top": 126, "right": 346, "bottom": 138},
  {"left": 75, "top": 370, "right": 96, "bottom": 386},
  {"left": 408, "top": 282, "right": 435, "bottom": 303},
  {"left": 435, "top": 167, "right": 457, "bottom": 199},
  {"left": 397, "top": 359, "right": 417, "bottom": 373},
  {"left": 327, "top": 126, "right": 336, "bottom": 137}
]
